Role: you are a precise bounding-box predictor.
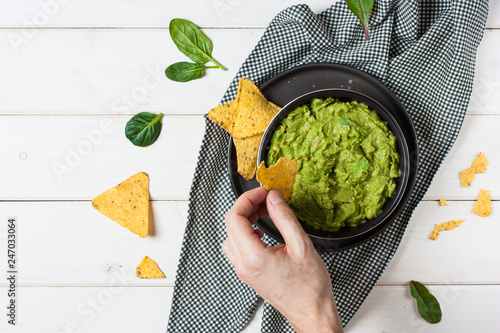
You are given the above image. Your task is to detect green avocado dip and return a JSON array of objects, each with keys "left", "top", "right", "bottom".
[{"left": 266, "top": 97, "right": 400, "bottom": 232}]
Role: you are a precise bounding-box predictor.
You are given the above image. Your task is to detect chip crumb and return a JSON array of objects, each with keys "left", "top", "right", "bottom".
[
  {"left": 136, "top": 256, "right": 165, "bottom": 279},
  {"left": 472, "top": 189, "right": 491, "bottom": 217},
  {"left": 441, "top": 219, "right": 464, "bottom": 231},
  {"left": 429, "top": 224, "right": 442, "bottom": 240},
  {"left": 472, "top": 152, "right": 488, "bottom": 174},
  {"left": 439, "top": 199, "right": 447, "bottom": 206},
  {"left": 459, "top": 167, "right": 475, "bottom": 187},
  {"left": 429, "top": 219, "right": 464, "bottom": 240}
]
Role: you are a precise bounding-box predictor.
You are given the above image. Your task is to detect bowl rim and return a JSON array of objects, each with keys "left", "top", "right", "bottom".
[{"left": 257, "top": 88, "right": 411, "bottom": 241}]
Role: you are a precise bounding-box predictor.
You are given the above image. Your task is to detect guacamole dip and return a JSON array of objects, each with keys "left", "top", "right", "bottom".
[{"left": 266, "top": 97, "right": 400, "bottom": 232}]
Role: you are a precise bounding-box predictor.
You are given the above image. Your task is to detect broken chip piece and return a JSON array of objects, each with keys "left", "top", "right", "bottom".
[
  {"left": 92, "top": 172, "right": 149, "bottom": 238},
  {"left": 136, "top": 256, "right": 165, "bottom": 279},
  {"left": 256, "top": 157, "right": 298, "bottom": 201},
  {"left": 459, "top": 167, "right": 475, "bottom": 187},
  {"left": 472, "top": 189, "right": 491, "bottom": 217},
  {"left": 439, "top": 199, "right": 447, "bottom": 206},
  {"left": 441, "top": 219, "right": 464, "bottom": 231},
  {"left": 429, "top": 219, "right": 464, "bottom": 240},
  {"left": 429, "top": 224, "right": 442, "bottom": 241},
  {"left": 472, "top": 152, "right": 488, "bottom": 174}
]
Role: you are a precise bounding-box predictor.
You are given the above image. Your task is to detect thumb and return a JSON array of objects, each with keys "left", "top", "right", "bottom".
[{"left": 267, "top": 189, "right": 310, "bottom": 251}]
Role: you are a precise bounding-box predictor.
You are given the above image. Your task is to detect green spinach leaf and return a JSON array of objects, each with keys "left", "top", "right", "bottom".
[
  {"left": 165, "top": 61, "right": 218, "bottom": 82},
  {"left": 345, "top": 0, "right": 374, "bottom": 40},
  {"left": 169, "top": 18, "right": 226, "bottom": 71},
  {"left": 410, "top": 280, "right": 442, "bottom": 324},
  {"left": 125, "top": 112, "right": 164, "bottom": 147}
]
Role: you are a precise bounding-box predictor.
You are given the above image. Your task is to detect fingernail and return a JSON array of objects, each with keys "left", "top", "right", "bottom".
[{"left": 268, "top": 189, "right": 285, "bottom": 205}]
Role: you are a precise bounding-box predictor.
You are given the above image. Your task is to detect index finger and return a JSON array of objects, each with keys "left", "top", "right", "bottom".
[{"left": 225, "top": 186, "right": 268, "bottom": 252}]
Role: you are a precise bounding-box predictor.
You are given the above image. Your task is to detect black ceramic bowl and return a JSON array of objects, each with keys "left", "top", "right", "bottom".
[
  {"left": 257, "top": 89, "right": 410, "bottom": 250},
  {"left": 227, "top": 63, "right": 418, "bottom": 251}
]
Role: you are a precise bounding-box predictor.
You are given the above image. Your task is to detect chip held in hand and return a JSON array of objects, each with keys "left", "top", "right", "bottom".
[
  {"left": 256, "top": 157, "right": 298, "bottom": 202},
  {"left": 92, "top": 172, "right": 149, "bottom": 238}
]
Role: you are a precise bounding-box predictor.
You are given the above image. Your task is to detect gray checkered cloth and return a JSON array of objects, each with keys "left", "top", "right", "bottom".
[{"left": 167, "top": 0, "right": 489, "bottom": 331}]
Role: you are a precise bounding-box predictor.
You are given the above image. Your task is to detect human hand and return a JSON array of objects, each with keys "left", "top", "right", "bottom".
[{"left": 222, "top": 187, "right": 343, "bottom": 333}]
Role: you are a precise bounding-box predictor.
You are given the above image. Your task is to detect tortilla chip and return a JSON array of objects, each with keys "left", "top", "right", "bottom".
[
  {"left": 439, "top": 199, "right": 448, "bottom": 206},
  {"left": 234, "top": 133, "right": 263, "bottom": 180},
  {"left": 429, "top": 224, "right": 442, "bottom": 241},
  {"left": 256, "top": 157, "right": 298, "bottom": 201},
  {"left": 208, "top": 79, "right": 280, "bottom": 139},
  {"left": 208, "top": 101, "right": 237, "bottom": 133},
  {"left": 459, "top": 167, "right": 475, "bottom": 187},
  {"left": 136, "top": 256, "right": 165, "bottom": 279},
  {"left": 92, "top": 172, "right": 149, "bottom": 238},
  {"left": 231, "top": 78, "right": 281, "bottom": 138},
  {"left": 472, "top": 189, "right": 491, "bottom": 217},
  {"left": 441, "top": 219, "right": 464, "bottom": 231},
  {"left": 207, "top": 78, "right": 282, "bottom": 179},
  {"left": 472, "top": 152, "right": 488, "bottom": 174}
]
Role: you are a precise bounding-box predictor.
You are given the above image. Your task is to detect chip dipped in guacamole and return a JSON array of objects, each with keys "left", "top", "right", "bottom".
[{"left": 266, "top": 97, "right": 400, "bottom": 232}]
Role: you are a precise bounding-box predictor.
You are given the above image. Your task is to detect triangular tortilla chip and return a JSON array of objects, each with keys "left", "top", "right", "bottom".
[
  {"left": 472, "top": 189, "right": 491, "bottom": 217},
  {"left": 231, "top": 78, "right": 280, "bottom": 138},
  {"left": 92, "top": 172, "right": 149, "bottom": 238},
  {"left": 472, "top": 152, "right": 488, "bottom": 174},
  {"left": 233, "top": 133, "right": 263, "bottom": 180},
  {"left": 208, "top": 101, "right": 236, "bottom": 133},
  {"left": 256, "top": 157, "right": 298, "bottom": 201},
  {"left": 136, "top": 256, "right": 165, "bottom": 279}
]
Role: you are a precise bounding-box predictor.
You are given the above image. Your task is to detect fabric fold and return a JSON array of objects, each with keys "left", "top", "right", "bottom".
[{"left": 168, "top": 1, "right": 488, "bottom": 332}]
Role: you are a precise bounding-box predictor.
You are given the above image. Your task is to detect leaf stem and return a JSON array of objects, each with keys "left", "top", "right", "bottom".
[
  {"left": 210, "top": 57, "right": 227, "bottom": 71},
  {"left": 152, "top": 113, "right": 164, "bottom": 124}
]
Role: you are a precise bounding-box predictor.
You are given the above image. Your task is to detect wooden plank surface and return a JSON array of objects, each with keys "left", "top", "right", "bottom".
[
  {"left": 0, "top": 29, "right": 262, "bottom": 115},
  {"left": 0, "top": 287, "right": 173, "bottom": 333},
  {"left": 0, "top": 115, "right": 497, "bottom": 201},
  {"left": 0, "top": 1, "right": 498, "bottom": 332},
  {"left": 0, "top": 29, "right": 498, "bottom": 115},
  {"left": 0, "top": 285, "right": 498, "bottom": 333},
  {"left": 344, "top": 285, "right": 500, "bottom": 333},
  {"left": 0, "top": 0, "right": 497, "bottom": 28},
  {"left": 0, "top": 0, "right": 337, "bottom": 28},
  {"left": 0, "top": 200, "right": 497, "bottom": 288},
  {"left": 0, "top": 115, "right": 206, "bottom": 201}
]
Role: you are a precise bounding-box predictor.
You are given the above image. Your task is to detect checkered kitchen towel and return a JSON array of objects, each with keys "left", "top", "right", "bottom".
[{"left": 168, "top": 0, "right": 488, "bottom": 331}]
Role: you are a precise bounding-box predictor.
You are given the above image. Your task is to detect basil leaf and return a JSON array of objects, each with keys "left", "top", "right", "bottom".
[
  {"left": 410, "top": 280, "right": 442, "bottom": 324},
  {"left": 165, "top": 62, "right": 218, "bottom": 82},
  {"left": 169, "top": 18, "right": 226, "bottom": 70},
  {"left": 345, "top": 0, "right": 374, "bottom": 40},
  {"left": 125, "top": 112, "right": 164, "bottom": 147}
]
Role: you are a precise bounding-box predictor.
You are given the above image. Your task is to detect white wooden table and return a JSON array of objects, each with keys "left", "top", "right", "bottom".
[{"left": 0, "top": 1, "right": 499, "bottom": 332}]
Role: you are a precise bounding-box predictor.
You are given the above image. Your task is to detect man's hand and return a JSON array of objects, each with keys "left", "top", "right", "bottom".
[{"left": 222, "top": 187, "right": 343, "bottom": 333}]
